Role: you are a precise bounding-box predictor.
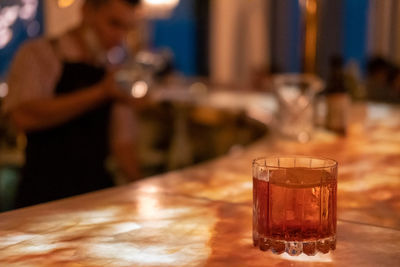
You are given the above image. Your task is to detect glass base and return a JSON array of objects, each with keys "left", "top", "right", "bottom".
[{"left": 254, "top": 236, "right": 336, "bottom": 256}]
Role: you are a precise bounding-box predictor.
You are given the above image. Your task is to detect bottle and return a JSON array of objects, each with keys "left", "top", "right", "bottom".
[{"left": 324, "top": 55, "right": 351, "bottom": 135}]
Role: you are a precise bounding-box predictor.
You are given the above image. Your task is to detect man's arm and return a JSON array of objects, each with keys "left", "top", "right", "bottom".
[
  {"left": 4, "top": 40, "right": 125, "bottom": 132},
  {"left": 110, "top": 104, "right": 141, "bottom": 183},
  {"left": 10, "top": 75, "right": 115, "bottom": 132},
  {"left": 112, "top": 142, "right": 140, "bottom": 182}
]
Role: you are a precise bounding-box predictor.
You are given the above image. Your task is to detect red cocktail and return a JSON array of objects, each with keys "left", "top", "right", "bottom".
[{"left": 253, "top": 156, "right": 337, "bottom": 256}]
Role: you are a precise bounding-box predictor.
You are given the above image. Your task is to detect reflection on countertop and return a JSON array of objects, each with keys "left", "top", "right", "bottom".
[{"left": 0, "top": 95, "right": 399, "bottom": 266}]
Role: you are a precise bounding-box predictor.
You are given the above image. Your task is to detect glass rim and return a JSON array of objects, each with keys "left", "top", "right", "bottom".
[
  {"left": 273, "top": 73, "right": 325, "bottom": 93},
  {"left": 252, "top": 155, "right": 338, "bottom": 170}
]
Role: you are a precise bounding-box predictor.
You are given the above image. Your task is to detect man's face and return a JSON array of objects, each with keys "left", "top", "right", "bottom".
[{"left": 85, "top": 0, "right": 140, "bottom": 50}]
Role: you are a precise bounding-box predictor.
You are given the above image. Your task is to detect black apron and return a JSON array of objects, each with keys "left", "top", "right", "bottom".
[{"left": 16, "top": 62, "right": 114, "bottom": 208}]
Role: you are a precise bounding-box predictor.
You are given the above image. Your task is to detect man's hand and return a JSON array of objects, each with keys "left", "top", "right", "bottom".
[
  {"left": 98, "top": 71, "right": 152, "bottom": 108},
  {"left": 98, "top": 71, "right": 131, "bottom": 103}
]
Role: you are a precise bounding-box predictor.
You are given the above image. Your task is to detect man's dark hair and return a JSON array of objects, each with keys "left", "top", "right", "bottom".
[{"left": 85, "top": 0, "right": 140, "bottom": 7}]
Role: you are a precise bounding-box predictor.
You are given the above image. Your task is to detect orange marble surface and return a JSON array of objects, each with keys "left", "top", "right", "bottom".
[{"left": 0, "top": 101, "right": 399, "bottom": 266}]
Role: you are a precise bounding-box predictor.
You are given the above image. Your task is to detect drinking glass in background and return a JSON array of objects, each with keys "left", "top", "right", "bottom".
[
  {"left": 252, "top": 156, "right": 337, "bottom": 256},
  {"left": 273, "top": 74, "right": 324, "bottom": 142}
]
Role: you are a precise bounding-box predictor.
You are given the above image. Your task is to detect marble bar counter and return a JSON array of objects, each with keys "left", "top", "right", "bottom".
[{"left": 0, "top": 90, "right": 399, "bottom": 266}]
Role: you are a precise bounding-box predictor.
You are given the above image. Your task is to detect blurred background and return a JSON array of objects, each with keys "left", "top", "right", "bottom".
[
  {"left": 2, "top": 0, "right": 400, "bottom": 98},
  {"left": 0, "top": 0, "right": 399, "bottom": 211}
]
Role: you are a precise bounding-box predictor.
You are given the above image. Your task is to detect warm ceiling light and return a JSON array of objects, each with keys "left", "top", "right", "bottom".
[
  {"left": 143, "top": 0, "right": 179, "bottom": 6},
  {"left": 142, "top": 0, "right": 180, "bottom": 18},
  {"left": 57, "top": 0, "right": 76, "bottom": 8}
]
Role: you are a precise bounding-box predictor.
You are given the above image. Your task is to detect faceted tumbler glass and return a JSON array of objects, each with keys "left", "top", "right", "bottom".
[{"left": 252, "top": 156, "right": 337, "bottom": 256}]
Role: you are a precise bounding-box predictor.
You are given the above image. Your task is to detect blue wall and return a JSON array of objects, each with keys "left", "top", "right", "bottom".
[
  {"left": 342, "top": 0, "right": 369, "bottom": 73},
  {"left": 0, "top": 1, "right": 44, "bottom": 79},
  {"left": 150, "top": 0, "right": 197, "bottom": 76},
  {"left": 274, "top": 0, "right": 370, "bottom": 76},
  {"left": 288, "top": 0, "right": 301, "bottom": 73}
]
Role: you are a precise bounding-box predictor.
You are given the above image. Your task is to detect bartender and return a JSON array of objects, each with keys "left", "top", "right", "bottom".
[{"left": 3, "top": 0, "right": 142, "bottom": 208}]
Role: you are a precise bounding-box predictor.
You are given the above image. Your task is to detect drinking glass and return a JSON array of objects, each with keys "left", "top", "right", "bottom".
[
  {"left": 273, "top": 74, "right": 324, "bottom": 142},
  {"left": 252, "top": 156, "right": 337, "bottom": 256}
]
